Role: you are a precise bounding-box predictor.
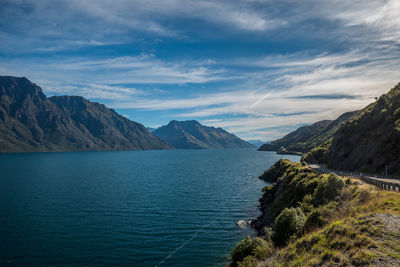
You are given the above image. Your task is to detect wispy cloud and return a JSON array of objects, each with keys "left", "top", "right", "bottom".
[
  {"left": 1, "top": 0, "right": 400, "bottom": 140},
  {"left": 1, "top": 55, "right": 229, "bottom": 87}
]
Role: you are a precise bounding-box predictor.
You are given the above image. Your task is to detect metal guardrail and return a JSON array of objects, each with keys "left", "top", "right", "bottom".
[{"left": 309, "top": 164, "right": 400, "bottom": 192}]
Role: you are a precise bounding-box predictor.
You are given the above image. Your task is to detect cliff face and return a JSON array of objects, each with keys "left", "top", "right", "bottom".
[
  {"left": 153, "top": 120, "right": 254, "bottom": 149},
  {"left": 0, "top": 76, "right": 171, "bottom": 152},
  {"left": 258, "top": 111, "right": 360, "bottom": 154},
  {"left": 323, "top": 83, "right": 400, "bottom": 175}
]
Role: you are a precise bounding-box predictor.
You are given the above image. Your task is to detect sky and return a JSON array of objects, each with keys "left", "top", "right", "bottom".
[{"left": 1, "top": 0, "right": 400, "bottom": 140}]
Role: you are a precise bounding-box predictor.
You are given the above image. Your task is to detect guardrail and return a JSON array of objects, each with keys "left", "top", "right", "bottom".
[
  {"left": 358, "top": 176, "right": 400, "bottom": 192},
  {"left": 309, "top": 164, "right": 400, "bottom": 192}
]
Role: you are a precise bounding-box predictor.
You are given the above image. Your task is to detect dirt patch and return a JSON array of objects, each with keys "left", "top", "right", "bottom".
[{"left": 375, "top": 213, "right": 400, "bottom": 233}]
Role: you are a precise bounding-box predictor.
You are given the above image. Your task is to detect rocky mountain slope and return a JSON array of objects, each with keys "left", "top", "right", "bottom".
[
  {"left": 0, "top": 76, "right": 171, "bottom": 152},
  {"left": 153, "top": 120, "right": 253, "bottom": 149},
  {"left": 258, "top": 110, "right": 360, "bottom": 154}
]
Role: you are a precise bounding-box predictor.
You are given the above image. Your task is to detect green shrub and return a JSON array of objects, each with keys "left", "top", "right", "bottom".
[
  {"left": 300, "top": 194, "right": 314, "bottom": 213},
  {"left": 305, "top": 209, "right": 327, "bottom": 230},
  {"left": 263, "top": 227, "right": 273, "bottom": 241},
  {"left": 272, "top": 207, "right": 305, "bottom": 246},
  {"left": 304, "top": 202, "right": 338, "bottom": 230},
  {"left": 237, "top": 256, "right": 258, "bottom": 267},
  {"left": 313, "top": 173, "right": 345, "bottom": 204},
  {"left": 230, "top": 236, "right": 272, "bottom": 267}
]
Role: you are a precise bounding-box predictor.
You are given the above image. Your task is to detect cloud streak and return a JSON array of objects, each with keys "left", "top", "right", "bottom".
[{"left": 1, "top": 0, "right": 400, "bottom": 140}]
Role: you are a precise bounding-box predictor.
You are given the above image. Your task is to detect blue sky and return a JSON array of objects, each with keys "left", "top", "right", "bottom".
[{"left": 1, "top": 0, "right": 400, "bottom": 140}]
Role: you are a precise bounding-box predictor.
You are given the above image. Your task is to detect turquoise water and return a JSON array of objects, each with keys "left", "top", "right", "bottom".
[{"left": 0, "top": 149, "right": 299, "bottom": 266}]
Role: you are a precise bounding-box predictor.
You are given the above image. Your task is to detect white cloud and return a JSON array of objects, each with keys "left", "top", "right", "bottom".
[
  {"left": 1, "top": 55, "right": 228, "bottom": 87},
  {"left": 2, "top": 0, "right": 400, "bottom": 141}
]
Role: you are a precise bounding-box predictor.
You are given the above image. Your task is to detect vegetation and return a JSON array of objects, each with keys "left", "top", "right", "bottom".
[
  {"left": 272, "top": 207, "right": 305, "bottom": 246},
  {"left": 231, "top": 236, "right": 272, "bottom": 267},
  {"left": 301, "top": 138, "right": 332, "bottom": 164},
  {"left": 230, "top": 160, "right": 400, "bottom": 266}
]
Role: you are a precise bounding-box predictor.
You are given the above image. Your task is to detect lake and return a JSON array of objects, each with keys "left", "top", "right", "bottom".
[{"left": 0, "top": 149, "right": 299, "bottom": 266}]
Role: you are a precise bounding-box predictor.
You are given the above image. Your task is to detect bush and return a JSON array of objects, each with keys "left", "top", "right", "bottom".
[
  {"left": 304, "top": 202, "right": 338, "bottom": 230},
  {"left": 272, "top": 207, "right": 305, "bottom": 246},
  {"left": 313, "top": 173, "right": 345, "bottom": 204},
  {"left": 231, "top": 236, "right": 272, "bottom": 267},
  {"left": 305, "top": 209, "right": 326, "bottom": 230},
  {"left": 300, "top": 194, "right": 314, "bottom": 213},
  {"left": 263, "top": 227, "right": 273, "bottom": 241}
]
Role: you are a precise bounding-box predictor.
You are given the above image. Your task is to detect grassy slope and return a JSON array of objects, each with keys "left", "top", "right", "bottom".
[
  {"left": 274, "top": 182, "right": 400, "bottom": 266},
  {"left": 230, "top": 160, "right": 400, "bottom": 267}
]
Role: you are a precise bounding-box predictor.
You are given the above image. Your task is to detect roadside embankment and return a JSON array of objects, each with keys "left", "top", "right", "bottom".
[{"left": 229, "top": 159, "right": 400, "bottom": 267}]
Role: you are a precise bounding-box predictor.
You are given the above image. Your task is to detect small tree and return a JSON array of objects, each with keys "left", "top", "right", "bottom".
[
  {"left": 230, "top": 236, "right": 272, "bottom": 267},
  {"left": 231, "top": 235, "right": 253, "bottom": 266},
  {"left": 272, "top": 207, "right": 305, "bottom": 246}
]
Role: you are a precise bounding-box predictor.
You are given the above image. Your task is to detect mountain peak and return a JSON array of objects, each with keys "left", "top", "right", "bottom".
[
  {"left": 0, "top": 75, "right": 46, "bottom": 100},
  {"left": 168, "top": 119, "right": 200, "bottom": 125}
]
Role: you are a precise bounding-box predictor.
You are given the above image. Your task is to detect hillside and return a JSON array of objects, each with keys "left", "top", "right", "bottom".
[
  {"left": 303, "top": 83, "right": 400, "bottom": 176},
  {"left": 153, "top": 120, "right": 253, "bottom": 149},
  {"left": 230, "top": 160, "right": 400, "bottom": 266},
  {"left": 258, "top": 111, "right": 360, "bottom": 154},
  {"left": 0, "top": 76, "right": 171, "bottom": 152}
]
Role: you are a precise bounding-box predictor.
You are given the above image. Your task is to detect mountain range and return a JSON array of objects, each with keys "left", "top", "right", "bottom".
[
  {"left": 0, "top": 76, "right": 171, "bottom": 152},
  {"left": 152, "top": 120, "right": 253, "bottom": 149},
  {"left": 0, "top": 76, "right": 253, "bottom": 152}
]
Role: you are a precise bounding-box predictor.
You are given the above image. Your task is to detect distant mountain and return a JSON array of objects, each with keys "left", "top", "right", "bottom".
[
  {"left": 153, "top": 120, "right": 253, "bottom": 149},
  {"left": 0, "top": 76, "right": 171, "bottom": 152},
  {"left": 147, "top": 127, "right": 156, "bottom": 132},
  {"left": 303, "top": 82, "right": 400, "bottom": 176},
  {"left": 247, "top": 139, "right": 267, "bottom": 148},
  {"left": 258, "top": 110, "right": 360, "bottom": 154}
]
